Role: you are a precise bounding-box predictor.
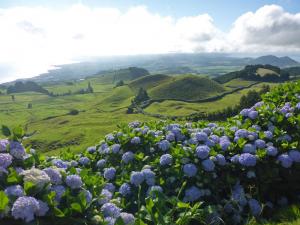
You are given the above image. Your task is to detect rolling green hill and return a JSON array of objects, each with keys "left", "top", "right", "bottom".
[
  {"left": 148, "top": 75, "right": 226, "bottom": 101},
  {"left": 128, "top": 74, "right": 171, "bottom": 92}
]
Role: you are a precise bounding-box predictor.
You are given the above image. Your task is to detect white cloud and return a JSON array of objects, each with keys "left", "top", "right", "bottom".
[{"left": 0, "top": 4, "right": 300, "bottom": 82}]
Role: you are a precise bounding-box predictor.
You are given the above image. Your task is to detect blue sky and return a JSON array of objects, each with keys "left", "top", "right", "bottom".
[{"left": 1, "top": 0, "right": 300, "bottom": 30}]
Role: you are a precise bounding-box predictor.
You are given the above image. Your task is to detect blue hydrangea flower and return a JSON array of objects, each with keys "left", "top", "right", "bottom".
[
  {"left": 122, "top": 151, "right": 134, "bottom": 164},
  {"left": 215, "top": 154, "right": 226, "bottom": 166},
  {"left": 264, "top": 131, "right": 273, "bottom": 139},
  {"left": 104, "top": 167, "right": 116, "bottom": 180},
  {"left": 248, "top": 110, "right": 258, "bottom": 119},
  {"left": 0, "top": 153, "right": 12, "bottom": 168},
  {"left": 231, "top": 155, "right": 240, "bottom": 163},
  {"left": 195, "top": 132, "right": 208, "bottom": 142},
  {"left": 43, "top": 168, "right": 62, "bottom": 185},
  {"left": 104, "top": 183, "right": 116, "bottom": 193},
  {"left": 130, "top": 171, "right": 144, "bottom": 186},
  {"left": 239, "top": 153, "right": 257, "bottom": 167},
  {"left": 232, "top": 183, "right": 247, "bottom": 206},
  {"left": 202, "top": 159, "right": 215, "bottom": 171},
  {"left": 79, "top": 157, "right": 90, "bottom": 166},
  {"left": 11, "top": 196, "right": 39, "bottom": 222},
  {"left": 243, "top": 144, "right": 256, "bottom": 153},
  {"left": 131, "top": 137, "right": 141, "bottom": 145},
  {"left": 65, "top": 175, "right": 83, "bottom": 189},
  {"left": 166, "top": 132, "right": 175, "bottom": 142},
  {"left": 98, "top": 189, "right": 112, "bottom": 205},
  {"left": 255, "top": 139, "right": 266, "bottom": 149},
  {"left": 235, "top": 129, "right": 248, "bottom": 138},
  {"left": 111, "top": 144, "right": 121, "bottom": 154},
  {"left": 183, "top": 186, "right": 204, "bottom": 202},
  {"left": 120, "top": 212, "right": 135, "bottom": 225},
  {"left": 248, "top": 199, "right": 262, "bottom": 216},
  {"left": 50, "top": 185, "right": 66, "bottom": 202},
  {"left": 119, "top": 183, "right": 131, "bottom": 196},
  {"left": 51, "top": 159, "right": 68, "bottom": 169},
  {"left": 196, "top": 145, "right": 210, "bottom": 159},
  {"left": 5, "top": 185, "right": 24, "bottom": 197},
  {"left": 142, "top": 169, "right": 155, "bottom": 185},
  {"left": 10, "top": 141, "right": 25, "bottom": 159},
  {"left": 83, "top": 189, "right": 93, "bottom": 203},
  {"left": 147, "top": 185, "right": 163, "bottom": 198},
  {"left": 240, "top": 108, "right": 250, "bottom": 117},
  {"left": 210, "top": 135, "right": 220, "bottom": 144},
  {"left": 289, "top": 150, "right": 300, "bottom": 162},
  {"left": 266, "top": 146, "right": 278, "bottom": 156},
  {"left": 36, "top": 200, "right": 49, "bottom": 217},
  {"left": 101, "top": 203, "right": 121, "bottom": 218},
  {"left": 183, "top": 163, "right": 198, "bottom": 177},
  {"left": 160, "top": 154, "right": 173, "bottom": 166},
  {"left": 202, "top": 128, "right": 211, "bottom": 135},
  {"left": 105, "top": 134, "right": 115, "bottom": 142},
  {"left": 87, "top": 146, "right": 96, "bottom": 154},
  {"left": 96, "top": 159, "right": 106, "bottom": 168},
  {"left": 278, "top": 154, "right": 293, "bottom": 168},
  {"left": 0, "top": 139, "right": 9, "bottom": 152},
  {"left": 158, "top": 140, "right": 171, "bottom": 151},
  {"left": 296, "top": 102, "right": 300, "bottom": 109}
]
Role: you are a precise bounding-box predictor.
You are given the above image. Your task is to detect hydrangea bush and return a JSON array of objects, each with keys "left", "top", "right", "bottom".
[{"left": 1, "top": 81, "right": 300, "bottom": 224}]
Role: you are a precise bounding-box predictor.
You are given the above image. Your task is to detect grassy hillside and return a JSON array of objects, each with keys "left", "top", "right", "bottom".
[
  {"left": 128, "top": 74, "right": 171, "bottom": 92},
  {"left": 148, "top": 75, "right": 226, "bottom": 101},
  {"left": 256, "top": 68, "right": 279, "bottom": 77}
]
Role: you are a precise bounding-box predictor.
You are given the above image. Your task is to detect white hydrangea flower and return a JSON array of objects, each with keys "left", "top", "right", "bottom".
[{"left": 21, "top": 168, "right": 50, "bottom": 189}]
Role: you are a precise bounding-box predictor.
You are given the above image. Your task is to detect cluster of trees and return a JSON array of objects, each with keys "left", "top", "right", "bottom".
[
  {"left": 7, "top": 81, "right": 49, "bottom": 95},
  {"left": 127, "top": 88, "right": 149, "bottom": 114},
  {"left": 187, "top": 85, "right": 270, "bottom": 121},
  {"left": 214, "top": 64, "right": 290, "bottom": 84},
  {"left": 115, "top": 80, "right": 124, "bottom": 87}
]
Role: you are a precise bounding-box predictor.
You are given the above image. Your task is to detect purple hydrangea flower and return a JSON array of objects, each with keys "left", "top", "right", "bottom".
[
  {"left": 264, "top": 131, "right": 273, "bottom": 139},
  {"left": 5, "top": 185, "right": 24, "bottom": 197},
  {"left": 166, "top": 132, "right": 175, "bottom": 142},
  {"left": 104, "top": 167, "right": 116, "bottom": 180},
  {"left": 202, "top": 159, "right": 215, "bottom": 171},
  {"left": 0, "top": 153, "right": 12, "bottom": 168},
  {"left": 43, "top": 168, "right": 62, "bottom": 185},
  {"left": 235, "top": 129, "right": 248, "bottom": 138},
  {"left": 87, "top": 146, "right": 96, "bottom": 154},
  {"left": 183, "top": 163, "right": 198, "bottom": 177},
  {"left": 11, "top": 196, "right": 39, "bottom": 222},
  {"left": 183, "top": 186, "right": 203, "bottom": 202},
  {"left": 122, "top": 151, "right": 134, "bottom": 164},
  {"left": 65, "top": 175, "right": 83, "bottom": 189},
  {"left": 52, "top": 159, "right": 68, "bottom": 169},
  {"left": 231, "top": 155, "right": 240, "bottom": 163},
  {"left": 10, "top": 141, "right": 25, "bottom": 159},
  {"left": 248, "top": 199, "right": 262, "bottom": 216},
  {"left": 83, "top": 189, "right": 93, "bottom": 203},
  {"left": 158, "top": 140, "right": 171, "bottom": 151},
  {"left": 278, "top": 154, "right": 293, "bottom": 168},
  {"left": 119, "top": 183, "right": 131, "bottom": 196},
  {"left": 232, "top": 183, "right": 247, "bottom": 206},
  {"left": 196, "top": 145, "right": 210, "bottom": 159},
  {"left": 160, "top": 154, "right": 173, "bottom": 166},
  {"left": 101, "top": 203, "right": 121, "bottom": 218},
  {"left": 289, "top": 150, "right": 300, "bottom": 162},
  {"left": 0, "top": 140, "right": 9, "bottom": 152},
  {"left": 120, "top": 212, "right": 135, "bottom": 225},
  {"left": 220, "top": 139, "right": 231, "bottom": 151},
  {"left": 130, "top": 171, "right": 144, "bottom": 186},
  {"left": 240, "top": 108, "right": 250, "bottom": 117},
  {"left": 239, "top": 153, "right": 256, "bottom": 167}
]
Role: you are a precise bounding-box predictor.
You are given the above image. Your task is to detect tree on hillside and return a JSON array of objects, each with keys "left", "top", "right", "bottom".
[
  {"left": 87, "top": 82, "right": 94, "bottom": 93},
  {"left": 11, "top": 95, "right": 15, "bottom": 101},
  {"left": 115, "top": 80, "right": 124, "bottom": 88},
  {"left": 134, "top": 88, "right": 149, "bottom": 104}
]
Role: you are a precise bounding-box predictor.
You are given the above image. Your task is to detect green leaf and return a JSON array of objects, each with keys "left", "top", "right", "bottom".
[
  {"left": 13, "top": 126, "right": 24, "bottom": 139},
  {"left": 6, "top": 168, "right": 21, "bottom": 184},
  {"left": 0, "top": 191, "right": 9, "bottom": 211},
  {"left": 78, "top": 191, "right": 87, "bottom": 208},
  {"left": 24, "top": 181, "right": 35, "bottom": 194},
  {"left": 71, "top": 202, "right": 82, "bottom": 213},
  {"left": 53, "top": 207, "right": 65, "bottom": 217},
  {"left": 1, "top": 125, "right": 11, "bottom": 137},
  {"left": 177, "top": 202, "right": 190, "bottom": 209}
]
